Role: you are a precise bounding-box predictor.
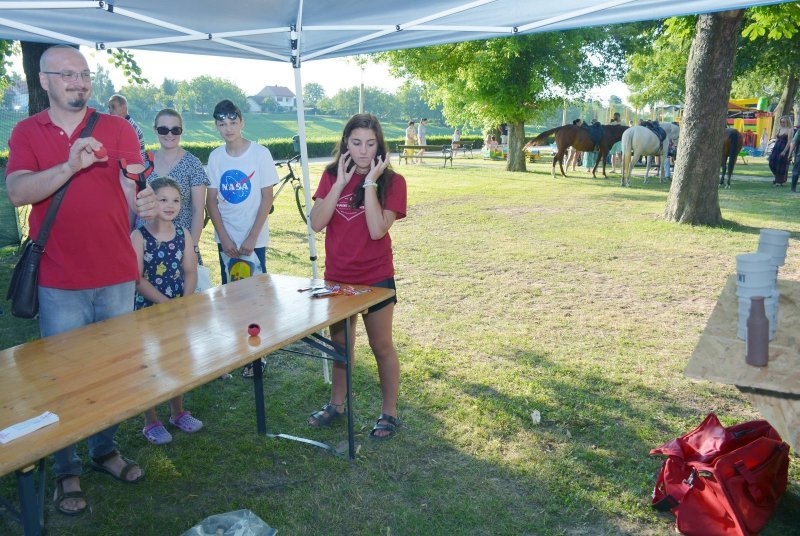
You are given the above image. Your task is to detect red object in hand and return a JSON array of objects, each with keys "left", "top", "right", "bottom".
[
  {"left": 93, "top": 146, "right": 107, "bottom": 158},
  {"left": 247, "top": 323, "right": 261, "bottom": 337}
]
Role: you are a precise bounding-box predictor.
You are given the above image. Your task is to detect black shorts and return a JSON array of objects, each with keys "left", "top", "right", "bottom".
[{"left": 366, "top": 277, "right": 397, "bottom": 314}]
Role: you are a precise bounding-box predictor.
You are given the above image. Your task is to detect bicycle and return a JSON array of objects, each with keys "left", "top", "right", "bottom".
[{"left": 271, "top": 154, "right": 307, "bottom": 224}]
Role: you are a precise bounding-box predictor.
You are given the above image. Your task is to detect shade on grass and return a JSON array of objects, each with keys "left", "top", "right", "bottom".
[{"left": 1, "top": 157, "right": 797, "bottom": 535}]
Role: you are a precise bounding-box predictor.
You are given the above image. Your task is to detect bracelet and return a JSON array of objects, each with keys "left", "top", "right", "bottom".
[{"left": 362, "top": 179, "right": 378, "bottom": 189}]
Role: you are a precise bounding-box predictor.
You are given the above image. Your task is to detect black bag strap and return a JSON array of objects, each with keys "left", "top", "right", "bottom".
[{"left": 35, "top": 111, "right": 101, "bottom": 247}]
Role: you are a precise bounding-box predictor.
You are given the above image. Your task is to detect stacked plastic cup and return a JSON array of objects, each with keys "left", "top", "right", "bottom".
[
  {"left": 735, "top": 253, "right": 776, "bottom": 340},
  {"left": 757, "top": 229, "right": 790, "bottom": 338}
]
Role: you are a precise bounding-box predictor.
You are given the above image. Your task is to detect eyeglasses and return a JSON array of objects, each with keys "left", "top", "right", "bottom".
[
  {"left": 156, "top": 126, "right": 183, "bottom": 136},
  {"left": 41, "top": 70, "right": 93, "bottom": 82},
  {"left": 214, "top": 112, "right": 240, "bottom": 121}
]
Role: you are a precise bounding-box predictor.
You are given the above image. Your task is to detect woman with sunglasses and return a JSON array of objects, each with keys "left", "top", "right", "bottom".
[{"left": 147, "top": 109, "right": 210, "bottom": 258}]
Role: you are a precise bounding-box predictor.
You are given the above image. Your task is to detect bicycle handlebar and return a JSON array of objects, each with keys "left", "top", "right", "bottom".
[{"left": 275, "top": 153, "right": 302, "bottom": 167}]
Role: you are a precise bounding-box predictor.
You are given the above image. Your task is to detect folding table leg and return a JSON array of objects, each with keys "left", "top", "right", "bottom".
[{"left": 15, "top": 460, "right": 45, "bottom": 536}]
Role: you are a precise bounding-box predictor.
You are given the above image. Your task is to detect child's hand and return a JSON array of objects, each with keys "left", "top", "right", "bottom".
[
  {"left": 335, "top": 151, "right": 356, "bottom": 188},
  {"left": 220, "top": 237, "right": 238, "bottom": 259},
  {"left": 239, "top": 236, "right": 257, "bottom": 257},
  {"left": 366, "top": 154, "right": 389, "bottom": 182}
]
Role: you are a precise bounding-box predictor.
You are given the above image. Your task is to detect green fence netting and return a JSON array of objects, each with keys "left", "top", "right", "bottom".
[{"left": 0, "top": 166, "right": 22, "bottom": 247}]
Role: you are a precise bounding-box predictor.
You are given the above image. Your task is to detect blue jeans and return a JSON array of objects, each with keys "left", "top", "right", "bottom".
[
  {"left": 217, "top": 244, "right": 267, "bottom": 284},
  {"left": 38, "top": 281, "right": 135, "bottom": 477}
]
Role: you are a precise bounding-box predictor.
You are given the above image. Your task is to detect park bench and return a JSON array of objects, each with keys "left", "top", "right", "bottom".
[
  {"left": 396, "top": 144, "right": 453, "bottom": 167},
  {"left": 451, "top": 141, "right": 474, "bottom": 158}
]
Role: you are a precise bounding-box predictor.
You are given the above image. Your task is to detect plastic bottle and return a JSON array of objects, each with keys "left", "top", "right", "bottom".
[{"left": 746, "top": 296, "right": 769, "bottom": 367}]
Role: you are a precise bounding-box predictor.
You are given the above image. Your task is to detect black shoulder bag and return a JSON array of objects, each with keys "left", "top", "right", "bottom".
[{"left": 6, "top": 111, "right": 101, "bottom": 318}]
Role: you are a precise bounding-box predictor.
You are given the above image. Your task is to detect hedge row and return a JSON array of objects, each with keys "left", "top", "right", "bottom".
[{"left": 0, "top": 136, "right": 485, "bottom": 166}]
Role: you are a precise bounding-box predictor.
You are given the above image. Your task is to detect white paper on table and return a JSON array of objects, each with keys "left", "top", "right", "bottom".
[{"left": 0, "top": 411, "right": 59, "bottom": 444}]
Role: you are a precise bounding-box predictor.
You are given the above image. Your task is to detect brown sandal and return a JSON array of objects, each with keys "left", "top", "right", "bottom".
[
  {"left": 53, "top": 476, "right": 87, "bottom": 516},
  {"left": 90, "top": 450, "right": 144, "bottom": 484},
  {"left": 308, "top": 403, "right": 345, "bottom": 427}
]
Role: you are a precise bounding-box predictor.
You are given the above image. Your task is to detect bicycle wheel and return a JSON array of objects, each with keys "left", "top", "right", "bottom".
[{"left": 293, "top": 182, "right": 307, "bottom": 224}]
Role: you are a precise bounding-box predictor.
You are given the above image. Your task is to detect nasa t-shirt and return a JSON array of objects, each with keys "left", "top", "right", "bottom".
[{"left": 208, "top": 142, "right": 279, "bottom": 248}]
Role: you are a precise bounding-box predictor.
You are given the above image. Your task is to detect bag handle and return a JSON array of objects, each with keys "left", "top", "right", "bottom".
[{"left": 35, "top": 111, "right": 101, "bottom": 248}]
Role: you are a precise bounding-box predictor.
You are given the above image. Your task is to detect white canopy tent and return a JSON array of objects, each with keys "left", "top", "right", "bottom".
[{"left": 0, "top": 0, "right": 783, "bottom": 278}]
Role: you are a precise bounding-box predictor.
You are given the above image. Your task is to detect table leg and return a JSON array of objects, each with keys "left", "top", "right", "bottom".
[
  {"left": 344, "top": 316, "right": 355, "bottom": 460},
  {"left": 5, "top": 460, "right": 45, "bottom": 536},
  {"left": 252, "top": 357, "right": 266, "bottom": 435}
]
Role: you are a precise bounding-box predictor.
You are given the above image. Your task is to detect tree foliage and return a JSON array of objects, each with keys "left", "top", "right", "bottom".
[
  {"left": 303, "top": 82, "right": 325, "bottom": 106},
  {"left": 173, "top": 76, "right": 248, "bottom": 114},
  {"left": 88, "top": 65, "right": 116, "bottom": 110},
  {"left": 381, "top": 27, "right": 641, "bottom": 130},
  {"left": 119, "top": 83, "right": 162, "bottom": 123}
]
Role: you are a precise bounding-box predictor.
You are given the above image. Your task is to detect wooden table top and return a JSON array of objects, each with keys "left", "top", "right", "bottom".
[
  {"left": 0, "top": 274, "right": 394, "bottom": 476},
  {"left": 685, "top": 275, "right": 800, "bottom": 394}
]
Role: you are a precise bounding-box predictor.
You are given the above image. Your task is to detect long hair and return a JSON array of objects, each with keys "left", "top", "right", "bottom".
[{"left": 325, "top": 113, "right": 395, "bottom": 208}]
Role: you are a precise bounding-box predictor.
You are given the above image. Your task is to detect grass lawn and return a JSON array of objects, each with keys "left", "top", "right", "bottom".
[{"left": 1, "top": 157, "right": 798, "bottom": 535}]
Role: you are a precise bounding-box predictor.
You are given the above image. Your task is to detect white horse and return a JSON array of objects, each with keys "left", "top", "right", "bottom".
[{"left": 620, "top": 123, "right": 681, "bottom": 187}]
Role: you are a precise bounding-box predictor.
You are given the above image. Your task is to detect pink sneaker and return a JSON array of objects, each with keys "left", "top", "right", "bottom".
[
  {"left": 169, "top": 411, "right": 203, "bottom": 433},
  {"left": 143, "top": 422, "right": 172, "bottom": 445}
]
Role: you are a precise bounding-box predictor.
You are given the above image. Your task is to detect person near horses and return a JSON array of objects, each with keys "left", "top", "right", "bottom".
[
  {"left": 567, "top": 118, "right": 583, "bottom": 170},
  {"left": 6, "top": 44, "right": 155, "bottom": 516},
  {"left": 610, "top": 113, "right": 623, "bottom": 173},
  {"left": 769, "top": 115, "right": 793, "bottom": 186},
  {"left": 789, "top": 125, "right": 800, "bottom": 192},
  {"left": 307, "top": 113, "right": 407, "bottom": 440}
]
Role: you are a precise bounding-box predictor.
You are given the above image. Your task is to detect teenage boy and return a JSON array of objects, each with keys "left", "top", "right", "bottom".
[{"left": 206, "top": 100, "right": 279, "bottom": 284}]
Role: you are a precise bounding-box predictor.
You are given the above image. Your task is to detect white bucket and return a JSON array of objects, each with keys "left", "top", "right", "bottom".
[
  {"left": 736, "top": 268, "right": 776, "bottom": 288},
  {"left": 758, "top": 229, "right": 790, "bottom": 266},
  {"left": 736, "top": 284, "right": 775, "bottom": 298},
  {"left": 736, "top": 252, "right": 773, "bottom": 271}
]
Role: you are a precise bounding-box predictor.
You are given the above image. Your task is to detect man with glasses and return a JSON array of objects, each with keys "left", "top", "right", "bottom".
[
  {"left": 108, "top": 93, "right": 147, "bottom": 161},
  {"left": 5, "top": 44, "right": 155, "bottom": 516},
  {"left": 206, "top": 99, "right": 279, "bottom": 291}
]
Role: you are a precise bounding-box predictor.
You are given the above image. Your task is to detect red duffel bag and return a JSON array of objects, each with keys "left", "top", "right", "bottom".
[{"left": 650, "top": 413, "right": 790, "bottom": 536}]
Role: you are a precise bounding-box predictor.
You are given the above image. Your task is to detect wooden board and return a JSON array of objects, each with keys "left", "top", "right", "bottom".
[{"left": 685, "top": 274, "right": 800, "bottom": 452}]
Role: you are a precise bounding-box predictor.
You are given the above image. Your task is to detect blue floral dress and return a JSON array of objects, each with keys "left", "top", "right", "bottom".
[{"left": 134, "top": 226, "right": 187, "bottom": 310}]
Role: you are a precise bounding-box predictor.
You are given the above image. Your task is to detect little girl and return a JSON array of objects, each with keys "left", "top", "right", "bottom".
[{"left": 131, "top": 176, "right": 203, "bottom": 445}]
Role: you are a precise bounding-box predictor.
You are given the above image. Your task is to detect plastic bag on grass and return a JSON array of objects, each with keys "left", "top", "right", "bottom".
[{"left": 181, "top": 509, "right": 277, "bottom": 536}]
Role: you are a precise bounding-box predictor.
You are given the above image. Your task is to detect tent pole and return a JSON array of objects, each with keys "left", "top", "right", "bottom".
[
  {"left": 294, "top": 62, "right": 330, "bottom": 384},
  {"left": 293, "top": 65, "right": 318, "bottom": 281}
]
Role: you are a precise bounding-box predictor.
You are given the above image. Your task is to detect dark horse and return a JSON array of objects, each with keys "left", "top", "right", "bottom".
[
  {"left": 720, "top": 128, "right": 743, "bottom": 188},
  {"left": 530, "top": 124, "right": 628, "bottom": 178}
]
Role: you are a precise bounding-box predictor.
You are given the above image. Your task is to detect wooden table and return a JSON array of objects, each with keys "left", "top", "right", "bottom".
[
  {"left": 0, "top": 274, "right": 394, "bottom": 535},
  {"left": 685, "top": 275, "right": 800, "bottom": 454}
]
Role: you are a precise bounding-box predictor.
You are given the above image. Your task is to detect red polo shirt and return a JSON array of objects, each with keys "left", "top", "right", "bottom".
[{"left": 7, "top": 108, "right": 143, "bottom": 289}]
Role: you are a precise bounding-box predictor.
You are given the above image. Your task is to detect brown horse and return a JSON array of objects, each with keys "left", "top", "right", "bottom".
[
  {"left": 720, "top": 128, "right": 743, "bottom": 188},
  {"left": 530, "top": 124, "right": 628, "bottom": 178}
]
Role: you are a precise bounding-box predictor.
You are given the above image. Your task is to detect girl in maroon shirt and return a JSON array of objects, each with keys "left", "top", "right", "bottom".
[{"left": 309, "top": 114, "right": 407, "bottom": 439}]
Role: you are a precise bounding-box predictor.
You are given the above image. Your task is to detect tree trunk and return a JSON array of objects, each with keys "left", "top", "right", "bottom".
[
  {"left": 506, "top": 121, "right": 526, "bottom": 172},
  {"left": 21, "top": 41, "right": 50, "bottom": 115},
  {"left": 772, "top": 71, "right": 799, "bottom": 137},
  {"left": 664, "top": 10, "right": 743, "bottom": 225}
]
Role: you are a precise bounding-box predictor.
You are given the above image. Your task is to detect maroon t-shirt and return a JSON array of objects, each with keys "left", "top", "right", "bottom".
[
  {"left": 313, "top": 170, "right": 407, "bottom": 285},
  {"left": 7, "top": 108, "right": 143, "bottom": 289}
]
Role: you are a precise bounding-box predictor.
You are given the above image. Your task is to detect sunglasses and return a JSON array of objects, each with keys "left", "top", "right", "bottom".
[
  {"left": 214, "top": 112, "right": 240, "bottom": 121},
  {"left": 156, "top": 126, "right": 183, "bottom": 135}
]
